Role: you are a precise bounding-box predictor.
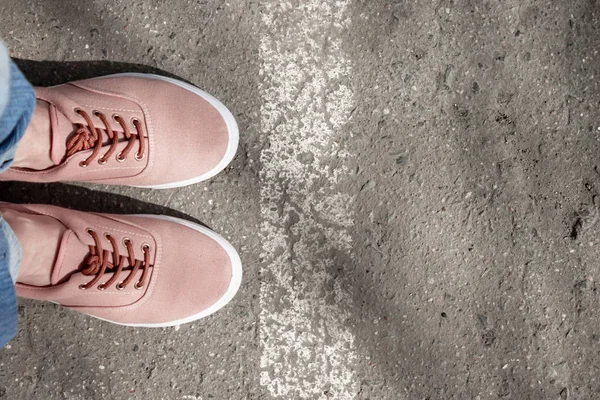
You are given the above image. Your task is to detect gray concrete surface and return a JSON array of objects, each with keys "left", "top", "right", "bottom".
[{"left": 1, "top": 0, "right": 600, "bottom": 399}]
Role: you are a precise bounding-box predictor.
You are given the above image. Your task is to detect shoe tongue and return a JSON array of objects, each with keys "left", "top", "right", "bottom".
[
  {"left": 49, "top": 229, "right": 90, "bottom": 285},
  {"left": 48, "top": 102, "right": 75, "bottom": 165},
  {"left": 13, "top": 213, "right": 86, "bottom": 286}
]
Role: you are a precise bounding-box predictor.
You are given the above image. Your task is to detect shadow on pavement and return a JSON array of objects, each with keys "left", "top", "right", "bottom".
[
  {"left": 12, "top": 58, "right": 191, "bottom": 86},
  {"left": 0, "top": 181, "right": 204, "bottom": 226},
  {"left": 343, "top": 0, "right": 600, "bottom": 398}
]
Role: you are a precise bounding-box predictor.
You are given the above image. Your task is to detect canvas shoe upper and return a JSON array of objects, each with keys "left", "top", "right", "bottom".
[
  {"left": 1, "top": 203, "right": 242, "bottom": 326},
  {"left": 0, "top": 74, "right": 238, "bottom": 188}
]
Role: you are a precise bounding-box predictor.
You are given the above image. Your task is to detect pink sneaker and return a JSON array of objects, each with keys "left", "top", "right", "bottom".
[
  {"left": 1, "top": 73, "right": 239, "bottom": 188},
  {"left": 1, "top": 203, "right": 242, "bottom": 327}
]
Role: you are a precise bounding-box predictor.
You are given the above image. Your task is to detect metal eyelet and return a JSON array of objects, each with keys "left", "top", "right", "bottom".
[
  {"left": 122, "top": 237, "right": 131, "bottom": 246},
  {"left": 131, "top": 117, "right": 140, "bottom": 124},
  {"left": 112, "top": 114, "right": 122, "bottom": 122},
  {"left": 74, "top": 107, "right": 83, "bottom": 115},
  {"left": 79, "top": 284, "right": 87, "bottom": 290},
  {"left": 97, "top": 284, "right": 106, "bottom": 291},
  {"left": 116, "top": 282, "right": 125, "bottom": 291},
  {"left": 92, "top": 110, "right": 101, "bottom": 116},
  {"left": 134, "top": 152, "right": 145, "bottom": 161},
  {"left": 134, "top": 281, "right": 144, "bottom": 290},
  {"left": 98, "top": 158, "right": 107, "bottom": 165},
  {"left": 103, "top": 233, "right": 112, "bottom": 240},
  {"left": 79, "top": 161, "right": 88, "bottom": 168},
  {"left": 86, "top": 228, "right": 94, "bottom": 236},
  {"left": 116, "top": 152, "right": 126, "bottom": 163},
  {"left": 141, "top": 243, "right": 150, "bottom": 252}
]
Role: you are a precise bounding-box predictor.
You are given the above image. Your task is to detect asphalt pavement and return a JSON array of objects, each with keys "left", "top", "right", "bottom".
[{"left": 1, "top": 1, "right": 600, "bottom": 399}]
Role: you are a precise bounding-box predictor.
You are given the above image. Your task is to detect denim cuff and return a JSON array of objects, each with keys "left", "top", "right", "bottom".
[
  {"left": 0, "top": 43, "right": 9, "bottom": 120},
  {"left": 0, "top": 217, "right": 19, "bottom": 347},
  {"left": 0, "top": 55, "right": 36, "bottom": 173},
  {"left": 0, "top": 217, "right": 21, "bottom": 283}
]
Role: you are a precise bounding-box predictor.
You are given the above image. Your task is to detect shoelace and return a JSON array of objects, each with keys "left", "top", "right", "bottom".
[
  {"left": 79, "top": 229, "right": 152, "bottom": 291},
  {"left": 66, "top": 109, "right": 146, "bottom": 167}
]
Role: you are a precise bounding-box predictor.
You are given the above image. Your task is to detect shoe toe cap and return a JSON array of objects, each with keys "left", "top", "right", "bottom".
[
  {"left": 139, "top": 218, "right": 237, "bottom": 325},
  {"left": 145, "top": 79, "right": 233, "bottom": 183}
]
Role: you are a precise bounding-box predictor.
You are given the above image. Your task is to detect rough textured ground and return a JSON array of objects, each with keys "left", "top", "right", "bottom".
[{"left": 1, "top": 0, "right": 600, "bottom": 399}]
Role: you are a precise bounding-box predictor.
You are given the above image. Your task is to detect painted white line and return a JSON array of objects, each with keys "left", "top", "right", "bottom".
[{"left": 258, "top": 1, "right": 358, "bottom": 399}]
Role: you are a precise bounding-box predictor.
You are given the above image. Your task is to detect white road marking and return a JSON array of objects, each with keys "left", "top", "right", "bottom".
[{"left": 258, "top": 0, "right": 358, "bottom": 399}]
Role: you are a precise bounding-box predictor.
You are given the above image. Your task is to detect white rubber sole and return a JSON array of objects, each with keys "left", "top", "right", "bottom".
[
  {"left": 89, "top": 73, "right": 240, "bottom": 189},
  {"left": 90, "top": 214, "right": 243, "bottom": 328}
]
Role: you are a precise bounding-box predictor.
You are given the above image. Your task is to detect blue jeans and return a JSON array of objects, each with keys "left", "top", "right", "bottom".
[{"left": 0, "top": 42, "right": 36, "bottom": 347}]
